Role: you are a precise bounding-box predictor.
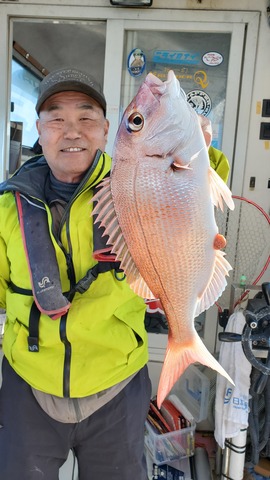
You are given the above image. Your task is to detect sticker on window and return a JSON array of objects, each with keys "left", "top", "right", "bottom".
[
  {"left": 186, "top": 90, "right": 212, "bottom": 116},
  {"left": 202, "top": 51, "right": 223, "bottom": 67},
  {"left": 128, "top": 48, "right": 146, "bottom": 77}
]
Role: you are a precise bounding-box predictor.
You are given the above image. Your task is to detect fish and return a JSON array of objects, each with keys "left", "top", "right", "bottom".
[{"left": 92, "top": 70, "right": 235, "bottom": 408}]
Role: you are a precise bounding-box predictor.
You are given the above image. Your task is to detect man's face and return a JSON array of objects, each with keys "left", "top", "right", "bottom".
[{"left": 36, "top": 91, "right": 109, "bottom": 183}]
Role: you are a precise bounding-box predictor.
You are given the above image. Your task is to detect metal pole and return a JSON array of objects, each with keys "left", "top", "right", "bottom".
[{"left": 221, "top": 429, "right": 247, "bottom": 480}]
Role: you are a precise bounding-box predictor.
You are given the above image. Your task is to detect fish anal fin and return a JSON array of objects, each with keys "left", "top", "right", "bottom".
[
  {"left": 209, "top": 167, "right": 234, "bottom": 211},
  {"left": 195, "top": 250, "right": 232, "bottom": 317},
  {"left": 157, "top": 334, "right": 234, "bottom": 408}
]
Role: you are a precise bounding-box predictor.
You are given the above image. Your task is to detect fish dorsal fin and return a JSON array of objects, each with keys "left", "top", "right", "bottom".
[
  {"left": 130, "top": 276, "right": 156, "bottom": 299},
  {"left": 92, "top": 178, "right": 155, "bottom": 299},
  {"left": 209, "top": 166, "right": 234, "bottom": 211},
  {"left": 195, "top": 250, "right": 232, "bottom": 317}
]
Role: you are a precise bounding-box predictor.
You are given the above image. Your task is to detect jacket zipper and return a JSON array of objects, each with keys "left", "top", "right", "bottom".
[{"left": 57, "top": 150, "right": 106, "bottom": 397}]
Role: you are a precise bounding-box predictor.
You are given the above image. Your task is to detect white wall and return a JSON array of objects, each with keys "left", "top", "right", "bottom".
[{"left": 1, "top": 0, "right": 269, "bottom": 212}]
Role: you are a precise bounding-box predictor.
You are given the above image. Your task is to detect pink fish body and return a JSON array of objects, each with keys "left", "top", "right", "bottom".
[{"left": 93, "top": 70, "right": 234, "bottom": 408}]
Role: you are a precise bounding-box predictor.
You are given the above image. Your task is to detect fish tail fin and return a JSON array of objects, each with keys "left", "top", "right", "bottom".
[{"left": 157, "top": 333, "right": 234, "bottom": 408}]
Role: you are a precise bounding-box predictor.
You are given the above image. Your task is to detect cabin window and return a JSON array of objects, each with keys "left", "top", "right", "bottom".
[{"left": 10, "top": 58, "right": 41, "bottom": 152}]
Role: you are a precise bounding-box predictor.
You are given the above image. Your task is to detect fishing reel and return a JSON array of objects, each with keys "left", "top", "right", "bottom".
[{"left": 219, "top": 283, "right": 270, "bottom": 375}]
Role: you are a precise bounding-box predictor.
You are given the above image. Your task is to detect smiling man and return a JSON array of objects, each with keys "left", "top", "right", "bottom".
[
  {"left": 0, "top": 67, "right": 151, "bottom": 480},
  {"left": 36, "top": 90, "right": 109, "bottom": 183}
]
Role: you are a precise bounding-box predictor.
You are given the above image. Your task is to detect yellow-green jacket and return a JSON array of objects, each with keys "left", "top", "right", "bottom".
[
  {"left": 209, "top": 146, "right": 230, "bottom": 184},
  {"left": 0, "top": 151, "right": 148, "bottom": 397}
]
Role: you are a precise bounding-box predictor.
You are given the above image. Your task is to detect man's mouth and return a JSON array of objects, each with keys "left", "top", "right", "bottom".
[{"left": 61, "top": 147, "right": 85, "bottom": 152}]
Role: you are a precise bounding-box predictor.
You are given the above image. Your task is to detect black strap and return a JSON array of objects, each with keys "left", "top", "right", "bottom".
[
  {"left": 11, "top": 261, "right": 121, "bottom": 299},
  {"left": 70, "top": 262, "right": 120, "bottom": 296},
  {"left": 10, "top": 281, "right": 32, "bottom": 296},
  {"left": 28, "top": 302, "right": 41, "bottom": 352},
  {"left": 11, "top": 261, "right": 122, "bottom": 352}
]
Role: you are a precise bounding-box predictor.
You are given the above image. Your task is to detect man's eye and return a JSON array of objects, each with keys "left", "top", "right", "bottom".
[{"left": 48, "top": 119, "right": 63, "bottom": 124}]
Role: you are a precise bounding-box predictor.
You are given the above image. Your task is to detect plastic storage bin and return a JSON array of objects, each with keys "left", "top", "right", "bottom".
[
  {"left": 144, "top": 365, "right": 210, "bottom": 465},
  {"left": 144, "top": 411, "right": 195, "bottom": 465}
]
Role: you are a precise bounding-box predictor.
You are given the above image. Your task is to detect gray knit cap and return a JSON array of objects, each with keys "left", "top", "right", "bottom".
[{"left": 36, "top": 67, "right": 106, "bottom": 115}]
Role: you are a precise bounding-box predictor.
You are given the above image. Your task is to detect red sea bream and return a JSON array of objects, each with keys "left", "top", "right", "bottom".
[{"left": 92, "top": 70, "right": 235, "bottom": 407}]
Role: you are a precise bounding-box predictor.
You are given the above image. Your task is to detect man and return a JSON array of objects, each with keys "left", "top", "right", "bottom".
[
  {"left": 198, "top": 113, "right": 230, "bottom": 184},
  {"left": 0, "top": 67, "right": 151, "bottom": 479}
]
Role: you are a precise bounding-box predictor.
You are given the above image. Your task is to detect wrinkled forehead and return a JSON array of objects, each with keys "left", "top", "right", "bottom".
[{"left": 39, "top": 91, "right": 103, "bottom": 114}]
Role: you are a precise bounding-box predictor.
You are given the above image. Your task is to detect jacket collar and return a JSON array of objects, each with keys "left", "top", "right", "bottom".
[{"left": 0, "top": 150, "right": 111, "bottom": 201}]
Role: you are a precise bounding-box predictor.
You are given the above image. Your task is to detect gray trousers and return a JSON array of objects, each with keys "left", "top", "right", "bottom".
[{"left": 0, "top": 357, "right": 151, "bottom": 480}]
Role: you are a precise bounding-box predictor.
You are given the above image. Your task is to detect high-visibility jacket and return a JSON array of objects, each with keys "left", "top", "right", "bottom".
[
  {"left": 209, "top": 146, "right": 230, "bottom": 184},
  {"left": 0, "top": 151, "right": 148, "bottom": 398}
]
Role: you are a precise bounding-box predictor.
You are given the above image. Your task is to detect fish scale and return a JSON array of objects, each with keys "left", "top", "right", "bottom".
[{"left": 92, "top": 70, "right": 235, "bottom": 407}]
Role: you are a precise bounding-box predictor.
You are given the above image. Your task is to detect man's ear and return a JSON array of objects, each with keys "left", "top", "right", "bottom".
[
  {"left": 104, "top": 118, "right": 110, "bottom": 142},
  {"left": 36, "top": 119, "right": 41, "bottom": 136},
  {"left": 198, "top": 114, "right": 212, "bottom": 148}
]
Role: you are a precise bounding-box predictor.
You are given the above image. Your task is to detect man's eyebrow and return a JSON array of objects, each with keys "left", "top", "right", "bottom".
[
  {"left": 78, "top": 103, "right": 95, "bottom": 110},
  {"left": 44, "top": 103, "right": 95, "bottom": 112},
  {"left": 45, "top": 104, "right": 62, "bottom": 112}
]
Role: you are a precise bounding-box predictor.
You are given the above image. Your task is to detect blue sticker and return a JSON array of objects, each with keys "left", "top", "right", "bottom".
[
  {"left": 152, "top": 50, "right": 201, "bottom": 65},
  {"left": 128, "top": 48, "right": 146, "bottom": 77}
]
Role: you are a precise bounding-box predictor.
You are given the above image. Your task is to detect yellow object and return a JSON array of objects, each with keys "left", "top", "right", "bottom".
[
  {"left": 209, "top": 146, "right": 230, "bottom": 184},
  {"left": 256, "top": 101, "right": 262, "bottom": 115}
]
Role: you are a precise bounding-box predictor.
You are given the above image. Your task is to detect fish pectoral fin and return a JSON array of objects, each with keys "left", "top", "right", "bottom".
[
  {"left": 157, "top": 334, "right": 234, "bottom": 408},
  {"left": 92, "top": 177, "right": 155, "bottom": 300},
  {"left": 195, "top": 250, "right": 232, "bottom": 317},
  {"left": 208, "top": 166, "right": 234, "bottom": 211}
]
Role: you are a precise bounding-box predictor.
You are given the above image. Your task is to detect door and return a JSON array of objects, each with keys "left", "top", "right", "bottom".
[{"left": 104, "top": 17, "right": 258, "bottom": 358}]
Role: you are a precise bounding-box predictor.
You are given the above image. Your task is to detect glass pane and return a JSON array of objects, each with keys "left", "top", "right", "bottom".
[
  {"left": 121, "top": 30, "right": 231, "bottom": 149},
  {"left": 122, "top": 29, "right": 231, "bottom": 337},
  {"left": 10, "top": 19, "right": 106, "bottom": 152},
  {"left": 10, "top": 59, "right": 40, "bottom": 150}
]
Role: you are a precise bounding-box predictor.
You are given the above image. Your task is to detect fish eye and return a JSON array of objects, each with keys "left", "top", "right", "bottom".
[{"left": 127, "top": 112, "right": 144, "bottom": 132}]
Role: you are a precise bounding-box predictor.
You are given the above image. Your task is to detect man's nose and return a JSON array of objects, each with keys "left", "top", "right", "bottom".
[{"left": 63, "top": 121, "right": 82, "bottom": 138}]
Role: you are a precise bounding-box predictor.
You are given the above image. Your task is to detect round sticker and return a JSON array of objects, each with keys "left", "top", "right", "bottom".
[
  {"left": 127, "top": 48, "right": 146, "bottom": 77},
  {"left": 202, "top": 51, "right": 223, "bottom": 67},
  {"left": 186, "top": 90, "right": 212, "bottom": 116}
]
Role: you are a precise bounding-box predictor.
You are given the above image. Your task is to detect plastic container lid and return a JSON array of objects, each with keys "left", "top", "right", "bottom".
[{"left": 171, "top": 364, "right": 210, "bottom": 422}]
